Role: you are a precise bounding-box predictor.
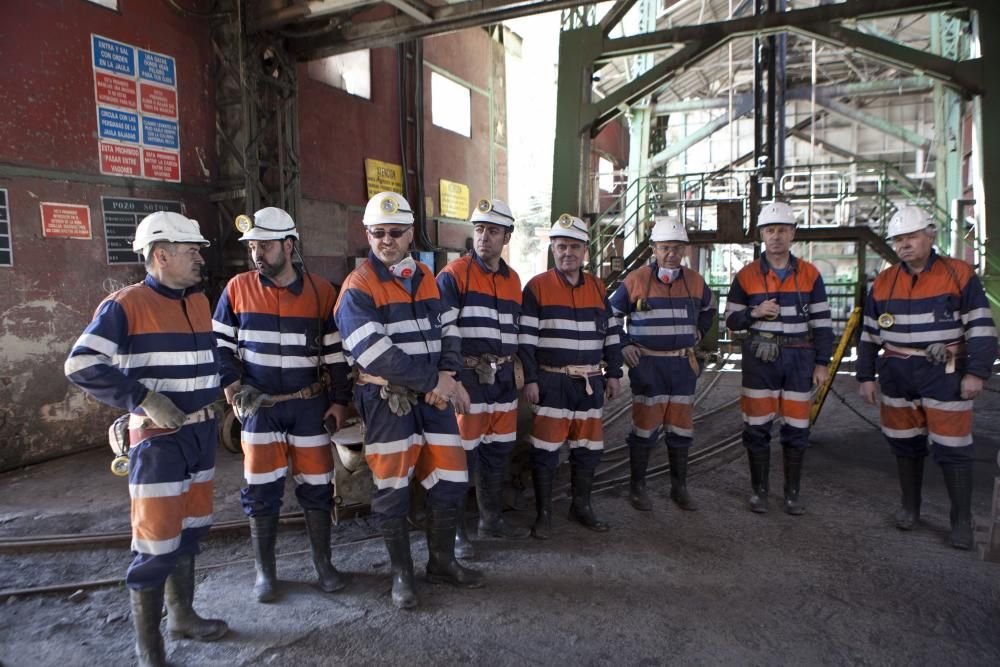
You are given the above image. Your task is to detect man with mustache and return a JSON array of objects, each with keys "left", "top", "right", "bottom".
[
  {"left": 857, "top": 205, "right": 996, "bottom": 549},
  {"left": 213, "top": 207, "right": 353, "bottom": 603},
  {"left": 725, "top": 200, "right": 833, "bottom": 515}
]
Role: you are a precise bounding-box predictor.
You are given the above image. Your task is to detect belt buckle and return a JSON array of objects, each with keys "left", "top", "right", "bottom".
[{"left": 759, "top": 332, "right": 775, "bottom": 340}]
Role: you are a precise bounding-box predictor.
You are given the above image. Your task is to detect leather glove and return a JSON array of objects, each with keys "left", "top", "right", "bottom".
[
  {"left": 925, "top": 342, "right": 949, "bottom": 365},
  {"left": 140, "top": 391, "right": 186, "bottom": 429},
  {"left": 381, "top": 386, "right": 418, "bottom": 417},
  {"left": 232, "top": 385, "right": 265, "bottom": 423},
  {"left": 752, "top": 340, "right": 780, "bottom": 363}
]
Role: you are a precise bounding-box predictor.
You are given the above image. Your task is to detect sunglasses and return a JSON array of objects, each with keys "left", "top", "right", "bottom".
[{"left": 367, "top": 229, "right": 409, "bottom": 239}]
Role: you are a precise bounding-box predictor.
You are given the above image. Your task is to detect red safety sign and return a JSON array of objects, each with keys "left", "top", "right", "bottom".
[{"left": 40, "top": 203, "right": 92, "bottom": 239}]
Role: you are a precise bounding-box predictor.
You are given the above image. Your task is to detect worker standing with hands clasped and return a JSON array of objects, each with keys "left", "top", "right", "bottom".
[
  {"left": 335, "top": 191, "right": 482, "bottom": 610},
  {"left": 519, "top": 214, "right": 624, "bottom": 537},
  {"left": 609, "top": 216, "right": 716, "bottom": 512},
  {"left": 725, "top": 201, "right": 833, "bottom": 515},
  {"left": 65, "top": 211, "right": 228, "bottom": 667},
  {"left": 857, "top": 205, "right": 996, "bottom": 549}
]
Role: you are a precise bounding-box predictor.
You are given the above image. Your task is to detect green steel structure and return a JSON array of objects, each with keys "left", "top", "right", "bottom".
[{"left": 552, "top": 1, "right": 1000, "bottom": 319}]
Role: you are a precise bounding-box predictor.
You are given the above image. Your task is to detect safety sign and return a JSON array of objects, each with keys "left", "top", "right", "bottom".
[{"left": 92, "top": 34, "right": 181, "bottom": 182}]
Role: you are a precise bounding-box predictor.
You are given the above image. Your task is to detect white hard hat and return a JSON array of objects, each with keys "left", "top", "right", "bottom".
[
  {"left": 363, "top": 191, "right": 414, "bottom": 227},
  {"left": 649, "top": 215, "right": 688, "bottom": 243},
  {"left": 470, "top": 198, "right": 515, "bottom": 229},
  {"left": 236, "top": 207, "right": 299, "bottom": 242},
  {"left": 132, "top": 211, "right": 210, "bottom": 255},
  {"left": 550, "top": 213, "right": 589, "bottom": 243},
  {"left": 757, "top": 201, "right": 797, "bottom": 227},
  {"left": 887, "top": 205, "right": 935, "bottom": 238}
]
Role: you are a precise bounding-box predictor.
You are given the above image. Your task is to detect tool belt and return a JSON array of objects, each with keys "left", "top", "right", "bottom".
[
  {"left": 128, "top": 402, "right": 222, "bottom": 442},
  {"left": 463, "top": 354, "right": 513, "bottom": 385},
  {"left": 261, "top": 381, "right": 325, "bottom": 406},
  {"left": 883, "top": 341, "right": 966, "bottom": 374},
  {"left": 635, "top": 344, "right": 700, "bottom": 376},
  {"left": 357, "top": 371, "right": 446, "bottom": 414},
  {"left": 750, "top": 332, "right": 814, "bottom": 349},
  {"left": 539, "top": 363, "right": 605, "bottom": 396}
]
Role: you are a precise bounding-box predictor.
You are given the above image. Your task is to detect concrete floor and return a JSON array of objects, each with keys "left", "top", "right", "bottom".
[{"left": 1, "top": 372, "right": 999, "bottom": 666}]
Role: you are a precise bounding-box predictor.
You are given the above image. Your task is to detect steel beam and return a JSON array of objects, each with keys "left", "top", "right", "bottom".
[
  {"left": 652, "top": 77, "right": 933, "bottom": 114},
  {"left": 290, "top": 0, "right": 598, "bottom": 58},
  {"left": 551, "top": 26, "right": 603, "bottom": 218},
  {"left": 590, "top": 40, "right": 721, "bottom": 133},
  {"left": 797, "top": 23, "right": 983, "bottom": 94},
  {"left": 815, "top": 96, "right": 931, "bottom": 150},
  {"left": 647, "top": 97, "right": 755, "bottom": 171},
  {"left": 385, "top": 0, "right": 433, "bottom": 24},
  {"left": 975, "top": 6, "right": 1000, "bottom": 313},
  {"left": 599, "top": 0, "right": 640, "bottom": 37},
  {"left": 599, "top": 0, "right": 968, "bottom": 61}
]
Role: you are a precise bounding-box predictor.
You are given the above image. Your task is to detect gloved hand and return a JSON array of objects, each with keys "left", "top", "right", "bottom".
[
  {"left": 232, "top": 385, "right": 265, "bottom": 423},
  {"left": 925, "top": 342, "right": 950, "bottom": 365},
  {"left": 751, "top": 340, "right": 780, "bottom": 363},
  {"left": 140, "top": 391, "right": 186, "bottom": 429}
]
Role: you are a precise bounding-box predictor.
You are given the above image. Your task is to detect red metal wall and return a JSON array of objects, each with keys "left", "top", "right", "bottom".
[{"left": 0, "top": 1, "right": 216, "bottom": 471}]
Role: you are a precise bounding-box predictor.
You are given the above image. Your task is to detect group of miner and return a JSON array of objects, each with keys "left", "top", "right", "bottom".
[{"left": 64, "top": 192, "right": 996, "bottom": 666}]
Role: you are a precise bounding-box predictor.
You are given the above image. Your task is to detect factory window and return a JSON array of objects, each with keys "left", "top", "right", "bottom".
[
  {"left": 85, "top": 0, "right": 118, "bottom": 9},
  {"left": 0, "top": 189, "right": 11, "bottom": 267},
  {"left": 307, "top": 50, "right": 371, "bottom": 100},
  {"left": 431, "top": 72, "right": 471, "bottom": 138},
  {"left": 598, "top": 157, "right": 615, "bottom": 192}
]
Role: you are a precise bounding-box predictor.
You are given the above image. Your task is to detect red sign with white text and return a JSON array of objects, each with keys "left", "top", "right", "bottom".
[
  {"left": 140, "top": 82, "right": 177, "bottom": 118},
  {"left": 41, "top": 203, "right": 92, "bottom": 239},
  {"left": 142, "top": 148, "right": 180, "bottom": 182},
  {"left": 95, "top": 71, "right": 137, "bottom": 109},
  {"left": 99, "top": 141, "right": 142, "bottom": 177}
]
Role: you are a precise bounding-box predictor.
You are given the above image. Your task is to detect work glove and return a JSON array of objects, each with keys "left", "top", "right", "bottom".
[
  {"left": 751, "top": 340, "right": 780, "bottom": 363},
  {"left": 140, "top": 391, "right": 186, "bottom": 429},
  {"left": 381, "top": 385, "right": 418, "bottom": 417},
  {"left": 474, "top": 358, "right": 498, "bottom": 385},
  {"left": 232, "top": 385, "right": 265, "bottom": 423},
  {"left": 925, "top": 342, "right": 950, "bottom": 365}
]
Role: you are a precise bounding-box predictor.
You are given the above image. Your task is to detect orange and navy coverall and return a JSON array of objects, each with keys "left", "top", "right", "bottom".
[
  {"left": 213, "top": 269, "right": 351, "bottom": 517},
  {"left": 437, "top": 252, "right": 522, "bottom": 478},
  {"left": 725, "top": 253, "right": 833, "bottom": 452},
  {"left": 857, "top": 251, "right": 997, "bottom": 464},
  {"left": 65, "top": 275, "right": 220, "bottom": 590},
  {"left": 518, "top": 269, "right": 624, "bottom": 471},
  {"left": 609, "top": 265, "right": 716, "bottom": 451},
  {"left": 334, "top": 251, "right": 467, "bottom": 524}
]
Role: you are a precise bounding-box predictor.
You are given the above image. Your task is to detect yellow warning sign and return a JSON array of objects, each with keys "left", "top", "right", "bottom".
[
  {"left": 364, "top": 159, "right": 404, "bottom": 199},
  {"left": 439, "top": 179, "right": 469, "bottom": 220}
]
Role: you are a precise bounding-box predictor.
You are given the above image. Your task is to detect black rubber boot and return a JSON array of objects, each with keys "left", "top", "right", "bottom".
[
  {"left": 425, "top": 506, "right": 485, "bottom": 588},
  {"left": 748, "top": 449, "right": 770, "bottom": 514},
  {"left": 454, "top": 497, "right": 477, "bottom": 560},
  {"left": 782, "top": 447, "right": 806, "bottom": 516},
  {"left": 894, "top": 456, "right": 924, "bottom": 530},
  {"left": 476, "top": 469, "right": 530, "bottom": 539},
  {"left": 249, "top": 514, "right": 279, "bottom": 603},
  {"left": 381, "top": 517, "right": 417, "bottom": 609},
  {"left": 531, "top": 467, "right": 554, "bottom": 540},
  {"left": 164, "top": 554, "right": 228, "bottom": 641},
  {"left": 668, "top": 447, "right": 698, "bottom": 511},
  {"left": 942, "top": 462, "right": 974, "bottom": 550},
  {"left": 304, "top": 509, "right": 347, "bottom": 592},
  {"left": 569, "top": 466, "right": 610, "bottom": 532},
  {"left": 628, "top": 447, "right": 652, "bottom": 512},
  {"left": 129, "top": 586, "right": 167, "bottom": 667}
]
